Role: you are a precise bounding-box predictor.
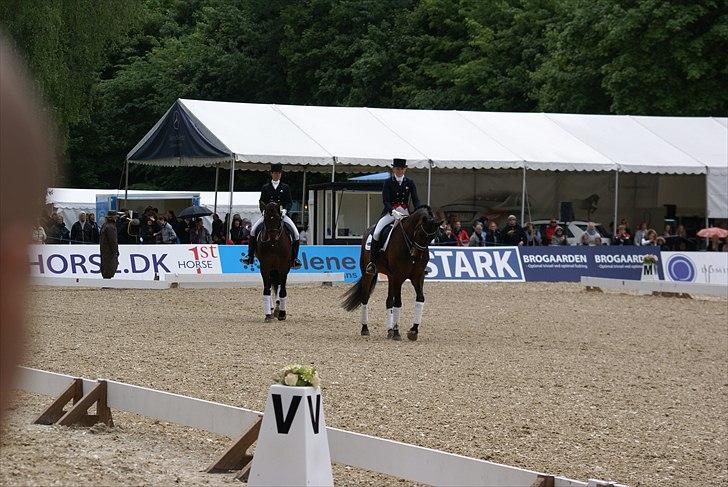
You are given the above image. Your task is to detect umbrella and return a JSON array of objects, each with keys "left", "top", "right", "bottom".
[
  {"left": 697, "top": 227, "right": 728, "bottom": 238},
  {"left": 178, "top": 205, "right": 213, "bottom": 219}
]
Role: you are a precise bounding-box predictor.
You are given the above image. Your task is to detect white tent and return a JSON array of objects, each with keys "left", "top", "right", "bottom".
[{"left": 127, "top": 100, "right": 728, "bottom": 219}]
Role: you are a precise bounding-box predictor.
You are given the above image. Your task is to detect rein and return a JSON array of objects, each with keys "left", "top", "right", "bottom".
[
  {"left": 259, "top": 211, "right": 283, "bottom": 244},
  {"left": 398, "top": 216, "right": 437, "bottom": 256}
]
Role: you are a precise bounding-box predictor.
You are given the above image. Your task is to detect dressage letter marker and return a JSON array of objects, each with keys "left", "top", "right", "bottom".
[{"left": 248, "top": 384, "right": 333, "bottom": 486}]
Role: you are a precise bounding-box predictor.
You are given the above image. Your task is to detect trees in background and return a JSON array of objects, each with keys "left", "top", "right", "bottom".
[{"left": 2, "top": 0, "right": 726, "bottom": 189}]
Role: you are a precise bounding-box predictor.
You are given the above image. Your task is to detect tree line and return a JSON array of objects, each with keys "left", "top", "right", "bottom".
[{"left": 2, "top": 0, "right": 726, "bottom": 191}]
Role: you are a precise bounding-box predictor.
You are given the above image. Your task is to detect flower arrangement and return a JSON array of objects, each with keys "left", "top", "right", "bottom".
[
  {"left": 274, "top": 364, "right": 321, "bottom": 388},
  {"left": 643, "top": 254, "right": 659, "bottom": 264}
]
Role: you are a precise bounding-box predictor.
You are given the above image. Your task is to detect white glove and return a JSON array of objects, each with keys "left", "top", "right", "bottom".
[
  {"left": 281, "top": 209, "right": 287, "bottom": 216},
  {"left": 391, "top": 209, "right": 404, "bottom": 221}
]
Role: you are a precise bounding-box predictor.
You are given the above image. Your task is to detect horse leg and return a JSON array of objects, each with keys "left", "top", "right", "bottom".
[
  {"left": 359, "top": 273, "right": 374, "bottom": 336},
  {"left": 262, "top": 272, "right": 273, "bottom": 323},
  {"left": 385, "top": 280, "right": 402, "bottom": 341},
  {"left": 272, "top": 272, "right": 280, "bottom": 318},
  {"left": 277, "top": 272, "right": 288, "bottom": 321},
  {"left": 391, "top": 280, "right": 403, "bottom": 341},
  {"left": 408, "top": 276, "right": 425, "bottom": 341}
]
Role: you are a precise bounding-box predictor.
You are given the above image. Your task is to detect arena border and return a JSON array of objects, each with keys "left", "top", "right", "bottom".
[
  {"left": 29, "top": 272, "right": 345, "bottom": 289},
  {"left": 581, "top": 276, "right": 727, "bottom": 298},
  {"left": 14, "top": 367, "right": 625, "bottom": 487}
]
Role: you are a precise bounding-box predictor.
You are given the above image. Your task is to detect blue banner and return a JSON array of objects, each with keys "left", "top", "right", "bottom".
[
  {"left": 520, "top": 246, "right": 662, "bottom": 282},
  {"left": 219, "top": 245, "right": 362, "bottom": 282},
  {"left": 425, "top": 246, "right": 525, "bottom": 282}
]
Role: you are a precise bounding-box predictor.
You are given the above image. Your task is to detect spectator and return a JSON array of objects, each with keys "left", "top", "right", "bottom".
[
  {"left": 656, "top": 236, "right": 670, "bottom": 251},
  {"left": 474, "top": 214, "right": 489, "bottom": 232},
  {"left": 543, "top": 217, "right": 558, "bottom": 245},
  {"left": 580, "top": 233, "right": 590, "bottom": 246},
  {"left": 87, "top": 212, "right": 100, "bottom": 244},
  {"left": 100, "top": 211, "right": 119, "bottom": 279},
  {"left": 594, "top": 237, "right": 603, "bottom": 246},
  {"left": 524, "top": 222, "right": 541, "bottom": 246},
  {"left": 707, "top": 235, "right": 724, "bottom": 252},
  {"left": 634, "top": 221, "right": 648, "bottom": 245},
  {"left": 583, "top": 222, "right": 601, "bottom": 245},
  {"left": 167, "top": 210, "right": 186, "bottom": 243},
  {"left": 620, "top": 218, "right": 633, "bottom": 236},
  {"left": 140, "top": 216, "right": 159, "bottom": 244},
  {"left": 230, "top": 218, "right": 247, "bottom": 244},
  {"left": 211, "top": 213, "right": 225, "bottom": 244},
  {"left": 675, "top": 224, "right": 687, "bottom": 238},
  {"left": 451, "top": 219, "right": 469, "bottom": 246},
  {"left": 468, "top": 223, "right": 486, "bottom": 247},
  {"left": 663, "top": 224, "right": 673, "bottom": 237},
  {"left": 32, "top": 219, "right": 46, "bottom": 244},
  {"left": 641, "top": 229, "right": 658, "bottom": 246},
  {"left": 436, "top": 224, "right": 457, "bottom": 245},
  {"left": 549, "top": 226, "right": 568, "bottom": 246},
  {"left": 47, "top": 213, "right": 70, "bottom": 244},
  {"left": 189, "top": 218, "right": 212, "bottom": 244},
  {"left": 299, "top": 225, "right": 308, "bottom": 245},
  {"left": 117, "top": 209, "right": 140, "bottom": 244},
  {"left": 501, "top": 215, "right": 526, "bottom": 246},
  {"left": 155, "top": 215, "right": 177, "bottom": 244},
  {"left": 70, "top": 212, "right": 91, "bottom": 244},
  {"left": 484, "top": 221, "right": 501, "bottom": 246},
  {"left": 612, "top": 224, "right": 632, "bottom": 245}
]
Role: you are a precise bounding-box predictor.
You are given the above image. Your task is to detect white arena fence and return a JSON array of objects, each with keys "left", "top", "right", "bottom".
[{"left": 15, "top": 367, "right": 625, "bottom": 487}]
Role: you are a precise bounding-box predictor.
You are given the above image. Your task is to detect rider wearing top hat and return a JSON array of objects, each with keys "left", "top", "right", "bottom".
[
  {"left": 366, "top": 158, "right": 421, "bottom": 274},
  {"left": 242, "top": 163, "right": 302, "bottom": 269}
]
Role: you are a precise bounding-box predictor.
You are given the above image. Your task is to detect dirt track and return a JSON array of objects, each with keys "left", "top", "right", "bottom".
[{"left": 1, "top": 282, "right": 726, "bottom": 486}]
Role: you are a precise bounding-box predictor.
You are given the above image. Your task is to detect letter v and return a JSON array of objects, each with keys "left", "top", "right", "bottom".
[
  {"left": 272, "top": 394, "right": 301, "bottom": 434},
  {"left": 307, "top": 395, "right": 321, "bottom": 434}
]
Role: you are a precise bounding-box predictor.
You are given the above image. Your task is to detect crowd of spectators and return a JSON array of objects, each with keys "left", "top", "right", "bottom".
[
  {"left": 35, "top": 205, "right": 311, "bottom": 246},
  {"left": 432, "top": 214, "right": 728, "bottom": 251}
]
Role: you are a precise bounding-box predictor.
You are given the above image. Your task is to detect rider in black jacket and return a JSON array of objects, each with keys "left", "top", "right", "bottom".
[
  {"left": 242, "top": 163, "right": 302, "bottom": 269},
  {"left": 366, "top": 158, "right": 421, "bottom": 274}
]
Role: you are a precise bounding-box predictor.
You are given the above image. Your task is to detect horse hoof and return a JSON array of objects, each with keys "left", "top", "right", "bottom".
[
  {"left": 264, "top": 315, "right": 273, "bottom": 323},
  {"left": 407, "top": 330, "right": 418, "bottom": 341},
  {"left": 273, "top": 307, "right": 280, "bottom": 318},
  {"left": 386, "top": 329, "right": 394, "bottom": 339},
  {"left": 361, "top": 325, "right": 370, "bottom": 336},
  {"left": 392, "top": 329, "right": 402, "bottom": 341},
  {"left": 277, "top": 311, "right": 287, "bottom": 321}
]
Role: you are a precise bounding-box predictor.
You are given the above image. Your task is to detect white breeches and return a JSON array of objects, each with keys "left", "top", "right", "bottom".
[
  {"left": 251, "top": 215, "right": 299, "bottom": 240},
  {"left": 373, "top": 208, "right": 409, "bottom": 240}
]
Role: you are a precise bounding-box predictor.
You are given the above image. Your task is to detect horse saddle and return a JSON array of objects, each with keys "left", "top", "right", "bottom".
[{"left": 365, "top": 223, "right": 396, "bottom": 252}]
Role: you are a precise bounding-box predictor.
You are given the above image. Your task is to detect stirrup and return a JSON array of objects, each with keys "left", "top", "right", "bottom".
[
  {"left": 242, "top": 255, "right": 254, "bottom": 265},
  {"left": 291, "top": 258, "right": 302, "bottom": 270},
  {"left": 365, "top": 261, "right": 377, "bottom": 275}
]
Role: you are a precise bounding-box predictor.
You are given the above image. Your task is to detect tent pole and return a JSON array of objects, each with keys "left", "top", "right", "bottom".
[
  {"left": 302, "top": 168, "right": 307, "bottom": 227},
  {"left": 227, "top": 155, "right": 235, "bottom": 240},
  {"left": 705, "top": 173, "right": 709, "bottom": 247},
  {"left": 331, "top": 157, "right": 336, "bottom": 183},
  {"left": 124, "top": 159, "right": 129, "bottom": 207},
  {"left": 520, "top": 166, "right": 526, "bottom": 224},
  {"left": 613, "top": 168, "right": 620, "bottom": 237},
  {"left": 213, "top": 165, "right": 219, "bottom": 215},
  {"left": 427, "top": 159, "right": 432, "bottom": 205}
]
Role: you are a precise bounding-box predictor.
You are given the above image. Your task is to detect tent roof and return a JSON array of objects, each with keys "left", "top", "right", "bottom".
[
  {"left": 46, "top": 188, "right": 259, "bottom": 208},
  {"left": 128, "top": 99, "right": 726, "bottom": 174}
]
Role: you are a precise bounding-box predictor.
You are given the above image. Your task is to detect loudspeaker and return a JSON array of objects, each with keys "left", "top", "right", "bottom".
[
  {"left": 664, "top": 204, "right": 676, "bottom": 220},
  {"left": 560, "top": 202, "right": 575, "bottom": 222}
]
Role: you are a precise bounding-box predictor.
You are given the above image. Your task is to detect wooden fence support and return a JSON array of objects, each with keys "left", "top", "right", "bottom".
[
  {"left": 57, "top": 380, "right": 113, "bottom": 427},
  {"left": 530, "top": 475, "right": 555, "bottom": 487},
  {"left": 33, "top": 378, "right": 83, "bottom": 425},
  {"left": 206, "top": 416, "right": 262, "bottom": 479}
]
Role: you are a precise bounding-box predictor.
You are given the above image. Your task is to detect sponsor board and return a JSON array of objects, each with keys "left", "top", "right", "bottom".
[
  {"left": 520, "top": 246, "right": 663, "bottom": 281},
  {"left": 29, "top": 244, "right": 221, "bottom": 279},
  {"left": 662, "top": 251, "right": 728, "bottom": 285},
  {"left": 218, "top": 245, "right": 362, "bottom": 283},
  {"left": 425, "top": 247, "right": 525, "bottom": 282}
]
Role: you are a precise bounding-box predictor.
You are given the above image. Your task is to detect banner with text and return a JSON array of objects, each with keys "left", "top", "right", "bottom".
[
  {"left": 661, "top": 252, "right": 728, "bottom": 285},
  {"left": 425, "top": 246, "right": 525, "bottom": 282}
]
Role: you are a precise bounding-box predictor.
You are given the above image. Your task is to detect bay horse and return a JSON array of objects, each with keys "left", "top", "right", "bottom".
[
  {"left": 256, "top": 202, "right": 292, "bottom": 322},
  {"left": 341, "top": 205, "right": 441, "bottom": 340}
]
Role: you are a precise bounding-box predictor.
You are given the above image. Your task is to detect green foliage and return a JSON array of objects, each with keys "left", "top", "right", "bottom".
[{"left": 3, "top": 0, "right": 726, "bottom": 190}]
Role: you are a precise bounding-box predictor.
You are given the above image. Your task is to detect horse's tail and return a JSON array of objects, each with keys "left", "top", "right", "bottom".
[{"left": 341, "top": 274, "right": 377, "bottom": 312}]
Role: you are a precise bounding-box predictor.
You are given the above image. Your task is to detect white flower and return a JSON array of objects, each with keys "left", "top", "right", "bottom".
[
  {"left": 310, "top": 372, "right": 321, "bottom": 388},
  {"left": 284, "top": 373, "right": 299, "bottom": 386}
]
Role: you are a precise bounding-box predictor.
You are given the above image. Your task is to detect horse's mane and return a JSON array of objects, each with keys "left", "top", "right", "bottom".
[{"left": 414, "top": 205, "right": 434, "bottom": 219}]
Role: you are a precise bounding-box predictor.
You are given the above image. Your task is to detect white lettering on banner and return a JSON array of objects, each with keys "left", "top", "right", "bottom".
[
  {"left": 594, "top": 254, "right": 644, "bottom": 264},
  {"left": 29, "top": 244, "right": 222, "bottom": 279},
  {"left": 662, "top": 251, "right": 728, "bottom": 285},
  {"left": 523, "top": 254, "right": 588, "bottom": 264},
  {"left": 494, "top": 251, "right": 517, "bottom": 277},
  {"left": 432, "top": 250, "right": 453, "bottom": 278},
  {"left": 474, "top": 252, "right": 496, "bottom": 278},
  {"left": 454, "top": 251, "right": 475, "bottom": 277},
  {"left": 426, "top": 247, "right": 524, "bottom": 282}
]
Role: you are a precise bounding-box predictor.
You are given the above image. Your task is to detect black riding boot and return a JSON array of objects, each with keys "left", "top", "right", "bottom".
[
  {"left": 242, "top": 236, "right": 256, "bottom": 265},
  {"left": 366, "top": 238, "right": 380, "bottom": 274},
  {"left": 291, "top": 240, "right": 302, "bottom": 269}
]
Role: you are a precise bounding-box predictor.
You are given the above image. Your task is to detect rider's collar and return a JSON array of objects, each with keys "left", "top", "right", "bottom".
[
  {"left": 394, "top": 175, "right": 404, "bottom": 183},
  {"left": 271, "top": 179, "right": 280, "bottom": 188}
]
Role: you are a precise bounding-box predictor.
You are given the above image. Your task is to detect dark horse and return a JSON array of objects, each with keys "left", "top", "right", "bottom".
[
  {"left": 341, "top": 205, "right": 441, "bottom": 340},
  {"left": 256, "top": 202, "right": 292, "bottom": 322}
]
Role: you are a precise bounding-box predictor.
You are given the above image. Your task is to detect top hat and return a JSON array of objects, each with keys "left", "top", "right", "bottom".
[
  {"left": 270, "top": 163, "right": 283, "bottom": 172},
  {"left": 392, "top": 158, "right": 407, "bottom": 168}
]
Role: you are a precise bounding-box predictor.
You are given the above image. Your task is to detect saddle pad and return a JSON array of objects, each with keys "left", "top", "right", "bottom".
[{"left": 365, "top": 223, "right": 396, "bottom": 251}]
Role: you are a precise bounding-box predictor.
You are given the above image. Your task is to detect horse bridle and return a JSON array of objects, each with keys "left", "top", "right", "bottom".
[
  {"left": 398, "top": 217, "right": 438, "bottom": 257},
  {"left": 259, "top": 210, "right": 283, "bottom": 244}
]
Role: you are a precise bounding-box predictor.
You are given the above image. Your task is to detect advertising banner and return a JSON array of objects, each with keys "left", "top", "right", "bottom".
[
  {"left": 661, "top": 252, "right": 728, "bottom": 285},
  {"left": 425, "top": 247, "right": 525, "bottom": 282},
  {"left": 29, "top": 244, "right": 222, "bottom": 280},
  {"left": 520, "top": 246, "right": 663, "bottom": 282}
]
